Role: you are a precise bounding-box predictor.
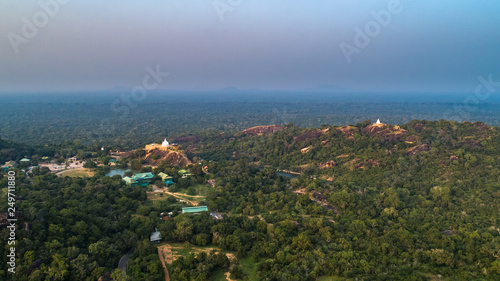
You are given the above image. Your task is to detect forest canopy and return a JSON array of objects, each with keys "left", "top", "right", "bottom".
[{"left": 0, "top": 119, "right": 499, "bottom": 280}]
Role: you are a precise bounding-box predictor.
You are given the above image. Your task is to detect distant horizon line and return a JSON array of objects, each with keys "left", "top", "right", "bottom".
[{"left": 0, "top": 89, "right": 477, "bottom": 95}]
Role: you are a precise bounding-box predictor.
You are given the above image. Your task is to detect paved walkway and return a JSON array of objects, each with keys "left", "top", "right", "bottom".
[{"left": 118, "top": 248, "right": 134, "bottom": 274}]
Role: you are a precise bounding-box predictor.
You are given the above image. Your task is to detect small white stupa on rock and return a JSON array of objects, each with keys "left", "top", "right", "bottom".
[
  {"left": 145, "top": 138, "right": 170, "bottom": 151},
  {"left": 162, "top": 138, "right": 170, "bottom": 147},
  {"left": 376, "top": 119, "right": 382, "bottom": 125}
]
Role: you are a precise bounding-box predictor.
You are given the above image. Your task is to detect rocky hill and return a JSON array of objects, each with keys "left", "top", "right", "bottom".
[
  {"left": 184, "top": 120, "right": 499, "bottom": 179},
  {"left": 360, "top": 123, "right": 407, "bottom": 141},
  {"left": 242, "top": 125, "right": 283, "bottom": 135},
  {"left": 144, "top": 148, "right": 190, "bottom": 166},
  {"left": 119, "top": 148, "right": 190, "bottom": 167}
]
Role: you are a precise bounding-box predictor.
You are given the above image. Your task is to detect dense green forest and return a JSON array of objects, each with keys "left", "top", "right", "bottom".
[
  {"left": 1, "top": 92, "right": 500, "bottom": 147},
  {"left": 1, "top": 119, "right": 499, "bottom": 280},
  {"left": 0, "top": 168, "right": 164, "bottom": 280}
]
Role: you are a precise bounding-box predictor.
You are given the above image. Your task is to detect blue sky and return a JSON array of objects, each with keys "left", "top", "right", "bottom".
[{"left": 1, "top": 0, "right": 499, "bottom": 92}]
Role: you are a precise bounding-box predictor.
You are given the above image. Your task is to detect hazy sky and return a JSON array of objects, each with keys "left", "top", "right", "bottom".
[{"left": 1, "top": 0, "right": 499, "bottom": 92}]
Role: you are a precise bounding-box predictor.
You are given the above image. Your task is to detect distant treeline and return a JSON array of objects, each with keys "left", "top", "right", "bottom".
[{"left": 1, "top": 92, "right": 499, "bottom": 147}]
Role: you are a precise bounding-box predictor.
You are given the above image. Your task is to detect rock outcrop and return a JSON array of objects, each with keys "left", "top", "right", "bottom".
[
  {"left": 144, "top": 148, "right": 190, "bottom": 166},
  {"left": 319, "top": 160, "right": 336, "bottom": 169},
  {"left": 361, "top": 124, "right": 407, "bottom": 141},
  {"left": 405, "top": 135, "right": 417, "bottom": 143},
  {"left": 336, "top": 126, "right": 359, "bottom": 137},
  {"left": 407, "top": 144, "right": 431, "bottom": 155},
  {"left": 294, "top": 128, "right": 330, "bottom": 142},
  {"left": 414, "top": 123, "right": 424, "bottom": 131},
  {"left": 98, "top": 273, "right": 112, "bottom": 281},
  {"left": 343, "top": 158, "right": 379, "bottom": 169},
  {"left": 301, "top": 146, "right": 312, "bottom": 154},
  {"left": 311, "top": 191, "right": 339, "bottom": 214},
  {"left": 242, "top": 125, "right": 283, "bottom": 135},
  {"left": 459, "top": 141, "right": 483, "bottom": 149}
]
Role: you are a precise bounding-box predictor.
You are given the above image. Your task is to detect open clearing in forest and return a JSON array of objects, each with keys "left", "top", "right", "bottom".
[
  {"left": 160, "top": 242, "right": 235, "bottom": 262},
  {"left": 147, "top": 188, "right": 208, "bottom": 206},
  {"left": 160, "top": 242, "right": 239, "bottom": 281},
  {"left": 239, "top": 257, "right": 259, "bottom": 281},
  {"left": 56, "top": 168, "right": 93, "bottom": 177},
  {"left": 157, "top": 245, "right": 171, "bottom": 281}
]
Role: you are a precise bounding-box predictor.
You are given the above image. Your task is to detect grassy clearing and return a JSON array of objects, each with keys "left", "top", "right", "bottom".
[
  {"left": 175, "top": 184, "right": 213, "bottom": 198},
  {"left": 171, "top": 192, "right": 205, "bottom": 204},
  {"left": 147, "top": 192, "right": 168, "bottom": 201},
  {"left": 160, "top": 241, "right": 258, "bottom": 281},
  {"left": 57, "top": 168, "right": 93, "bottom": 177},
  {"left": 161, "top": 242, "right": 240, "bottom": 280},
  {"left": 148, "top": 187, "right": 208, "bottom": 204},
  {"left": 210, "top": 270, "right": 228, "bottom": 281},
  {"left": 168, "top": 242, "right": 223, "bottom": 258},
  {"left": 194, "top": 184, "right": 215, "bottom": 197},
  {"left": 239, "top": 257, "right": 258, "bottom": 281}
]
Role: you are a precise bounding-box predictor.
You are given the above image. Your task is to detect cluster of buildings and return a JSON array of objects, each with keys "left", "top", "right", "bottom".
[
  {"left": 2, "top": 160, "right": 18, "bottom": 171},
  {"left": 121, "top": 169, "right": 192, "bottom": 187},
  {"left": 2, "top": 158, "right": 44, "bottom": 174},
  {"left": 2, "top": 155, "right": 91, "bottom": 174},
  {"left": 120, "top": 138, "right": 193, "bottom": 186},
  {"left": 2, "top": 158, "right": 31, "bottom": 170},
  {"left": 151, "top": 206, "right": 223, "bottom": 243},
  {"left": 122, "top": 171, "right": 178, "bottom": 187}
]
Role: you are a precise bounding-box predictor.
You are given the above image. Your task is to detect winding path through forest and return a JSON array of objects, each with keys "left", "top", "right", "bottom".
[{"left": 118, "top": 248, "right": 134, "bottom": 275}]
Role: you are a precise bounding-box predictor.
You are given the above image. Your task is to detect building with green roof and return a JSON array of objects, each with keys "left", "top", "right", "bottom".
[
  {"left": 178, "top": 169, "right": 192, "bottom": 178},
  {"left": 122, "top": 176, "right": 135, "bottom": 186},
  {"left": 182, "top": 206, "right": 208, "bottom": 214},
  {"left": 158, "top": 172, "right": 174, "bottom": 185},
  {"left": 19, "top": 158, "right": 31, "bottom": 167},
  {"left": 2, "top": 161, "right": 17, "bottom": 171},
  {"left": 134, "top": 172, "right": 154, "bottom": 186},
  {"left": 122, "top": 172, "right": 154, "bottom": 187}
]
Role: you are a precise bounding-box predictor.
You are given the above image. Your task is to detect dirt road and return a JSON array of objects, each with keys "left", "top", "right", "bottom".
[
  {"left": 158, "top": 245, "right": 173, "bottom": 281},
  {"left": 162, "top": 191, "right": 199, "bottom": 206}
]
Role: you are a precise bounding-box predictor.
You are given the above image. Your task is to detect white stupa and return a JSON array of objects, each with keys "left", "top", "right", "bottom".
[
  {"left": 376, "top": 119, "right": 382, "bottom": 125},
  {"left": 162, "top": 138, "right": 170, "bottom": 147}
]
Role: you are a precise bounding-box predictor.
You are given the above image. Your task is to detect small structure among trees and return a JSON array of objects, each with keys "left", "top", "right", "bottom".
[
  {"left": 158, "top": 172, "right": 174, "bottom": 185},
  {"left": 182, "top": 206, "right": 208, "bottom": 214},
  {"left": 150, "top": 228, "right": 162, "bottom": 243},
  {"left": 178, "top": 169, "right": 192, "bottom": 178}
]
